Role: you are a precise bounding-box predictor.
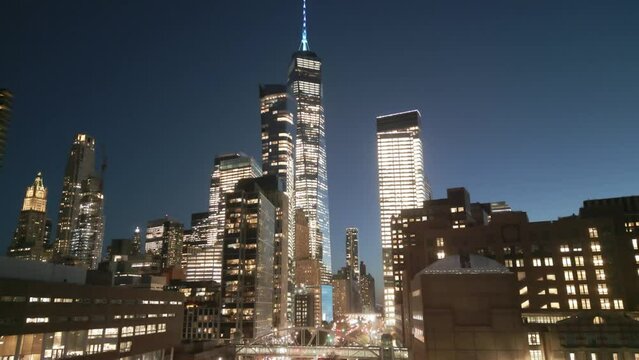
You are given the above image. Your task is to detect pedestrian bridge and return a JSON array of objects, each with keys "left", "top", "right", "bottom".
[{"left": 234, "top": 327, "right": 408, "bottom": 359}]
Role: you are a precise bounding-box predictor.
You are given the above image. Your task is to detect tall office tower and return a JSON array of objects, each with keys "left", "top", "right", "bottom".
[
  {"left": 7, "top": 172, "right": 49, "bottom": 261},
  {"left": 260, "top": 84, "right": 296, "bottom": 325},
  {"left": 183, "top": 212, "right": 217, "bottom": 282},
  {"left": 69, "top": 175, "right": 105, "bottom": 269},
  {"left": 55, "top": 133, "right": 96, "bottom": 256},
  {"left": 145, "top": 217, "right": 184, "bottom": 269},
  {"left": 208, "top": 153, "right": 262, "bottom": 282},
  {"left": 0, "top": 89, "right": 12, "bottom": 168},
  {"left": 288, "top": 0, "right": 332, "bottom": 282},
  {"left": 345, "top": 228, "right": 360, "bottom": 282},
  {"left": 376, "top": 110, "right": 430, "bottom": 328},
  {"left": 131, "top": 226, "right": 142, "bottom": 256},
  {"left": 359, "top": 261, "right": 376, "bottom": 313},
  {"left": 220, "top": 178, "right": 275, "bottom": 340}
]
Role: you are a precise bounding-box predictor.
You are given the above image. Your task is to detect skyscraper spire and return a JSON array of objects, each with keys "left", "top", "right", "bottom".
[{"left": 299, "top": 0, "right": 310, "bottom": 51}]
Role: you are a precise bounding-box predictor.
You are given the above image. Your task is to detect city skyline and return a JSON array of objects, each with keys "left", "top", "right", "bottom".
[{"left": 1, "top": 0, "right": 639, "bottom": 302}]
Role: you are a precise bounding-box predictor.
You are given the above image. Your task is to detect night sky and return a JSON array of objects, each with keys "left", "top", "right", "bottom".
[{"left": 1, "top": 1, "right": 638, "bottom": 300}]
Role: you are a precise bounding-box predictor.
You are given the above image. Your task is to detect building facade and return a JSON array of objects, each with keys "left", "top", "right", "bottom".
[
  {"left": 393, "top": 189, "right": 639, "bottom": 346},
  {"left": 0, "top": 258, "right": 184, "bottom": 359},
  {"left": 7, "top": 172, "right": 50, "bottom": 261},
  {"left": 145, "top": 217, "right": 184, "bottom": 270},
  {"left": 219, "top": 179, "right": 275, "bottom": 340},
  {"left": 288, "top": 11, "right": 332, "bottom": 282},
  {"left": 0, "top": 89, "right": 12, "bottom": 168},
  {"left": 345, "top": 227, "right": 360, "bottom": 282},
  {"left": 376, "top": 110, "right": 430, "bottom": 328},
  {"left": 208, "top": 153, "right": 261, "bottom": 283},
  {"left": 360, "top": 261, "right": 376, "bottom": 314},
  {"left": 55, "top": 133, "right": 97, "bottom": 257},
  {"left": 69, "top": 176, "right": 105, "bottom": 269},
  {"left": 182, "top": 212, "right": 216, "bottom": 282}
]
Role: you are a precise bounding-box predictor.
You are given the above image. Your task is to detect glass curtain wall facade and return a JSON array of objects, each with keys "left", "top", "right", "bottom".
[
  {"left": 69, "top": 176, "right": 105, "bottom": 269},
  {"left": 260, "top": 84, "right": 296, "bottom": 328},
  {"left": 288, "top": 48, "right": 332, "bottom": 282},
  {"left": 55, "top": 133, "right": 96, "bottom": 256},
  {"left": 376, "top": 110, "right": 430, "bottom": 328},
  {"left": 208, "top": 153, "right": 262, "bottom": 283}
]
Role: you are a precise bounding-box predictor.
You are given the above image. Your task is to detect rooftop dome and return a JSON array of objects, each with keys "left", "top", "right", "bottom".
[{"left": 417, "top": 254, "right": 511, "bottom": 275}]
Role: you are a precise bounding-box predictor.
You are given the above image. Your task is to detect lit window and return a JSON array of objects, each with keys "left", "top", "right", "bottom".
[
  {"left": 581, "top": 299, "right": 591, "bottom": 309},
  {"left": 119, "top": 341, "right": 132, "bottom": 353},
  {"left": 88, "top": 328, "right": 103, "bottom": 339},
  {"left": 597, "top": 284, "right": 608, "bottom": 295},
  {"left": 532, "top": 258, "right": 542, "bottom": 267},
  {"left": 588, "top": 227, "right": 599, "bottom": 238},
  {"left": 576, "top": 270, "right": 587, "bottom": 281},
  {"left": 579, "top": 284, "right": 589, "bottom": 295},
  {"left": 568, "top": 299, "right": 579, "bottom": 309},
  {"left": 158, "top": 323, "right": 166, "bottom": 333},
  {"left": 450, "top": 207, "right": 457, "bottom": 213},
  {"left": 633, "top": 239, "right": 638, "bottom": 250},
  {"left": 560, "top": 245, "right": 570, "bottom": 253},
  {"left": 544, "top": 257, "right": 554, "bottom": 266},
  {"left": 595, "top": 269, "right": 606, "bottom": 280},
  {"left": 546, "top": 274, "right": 556, "bottom": 281},
  {"left": 516, "top": 259, "right": 524, "bottom": 267},
  {"left": 134, "top": 325, "right": 146, "bottom": 335},
  {"left": 593, "top": 255, "right": 603, "bottom": 266},
  {"left": 600, "top": 298, "right": 611, "bottom": 309},
  {"left": 562, "top": 257, "right": 572, "bottom": 267},
  {"left": 528, "top": 332, "right": 541, "bottom": 345},
  {"left": 436, "top": 237, "right": 444, "bottom": 247},
  {"left": 574, "top": 256, "right": 584, "bottom": 266},
  {"left": 566, "top": 285, "right": 576, "bottom": 295},
  {"left": 529, "top": 350, "right": 543, "bottom": 360},
  {"left": 593, "top": 316, "right": 605, "bottom": 324},
  {"left": 591, "top": 241, "right": 601, "bottom": 252},
  {"left": 436, "top": 250, "right": 445, "bottom": 259},
  {"left": 549, "top": 288, "right": 558, "bottom": 295},
  {"left": 121, "top": 326, "right": 133, "bottom": 337},
  {"left": 614, "top": 299, "right": 624, "bottom": 309},
  {"left": 505, "top": 259, "right": 513, "bottom": 267},
  {"left": 564, "top": 271, "right": 574, "bottom": 281},
  {"left": 551, "top": 302, "right": 560, "bottom": 309}
]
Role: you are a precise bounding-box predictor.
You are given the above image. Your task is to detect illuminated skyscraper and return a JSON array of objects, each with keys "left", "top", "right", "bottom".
[
  {"left": 145, "top": 217, "right": 184, "bottom": 269},
  {"left": 376, "top": 110, "right": 430, "bottom": 327},
  {"left": 260, "top": 84, "right": 296, "bottom": 328},
  {"left": 208, "top": 153, "right": 261, "bottom": 282},
  {"left": 345, "top": 227, "right": 360, "bottom": 282},
  {"left": 220, "top": 178, "right": 275, "bottom": 340},
  {"left": 288, "top": 0, "right": 332, "bottom": 282},
  {"left": 182, "top": 212, "right": 216, "bottom": 282},
  {"left": 55, "top": 133, "right": 96, "bottom": 256},
  {"left": 0, "top": 89, "right": 12, "bottom": 168},
  {"left": 7, "top": 172, "right": 49, "bottom": 261},
  {"left": 69, "top": 175, "right": 105, "bottom": 269}
]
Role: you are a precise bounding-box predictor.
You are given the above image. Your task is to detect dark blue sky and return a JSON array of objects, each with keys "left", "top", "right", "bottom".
[{"left": 1, "top": 1, "right": 638, "bottom": 299}]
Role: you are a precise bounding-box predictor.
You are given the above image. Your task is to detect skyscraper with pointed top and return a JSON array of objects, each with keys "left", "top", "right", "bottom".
[
  {"left": 288, "top": 0, "right": 332, "bottom": 283},
  {"left": 7, "top": 172, "right": 50, "bottom": 261}
]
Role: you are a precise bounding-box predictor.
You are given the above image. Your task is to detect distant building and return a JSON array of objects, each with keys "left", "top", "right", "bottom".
[
  {"left": 0, "top": 89, "right": 12, "bottom": 168},
  {"left": 55, "top": 133, "right": 97, "bottom": 257},
  {"left": 294, "top": 286, "right": 320, "bottom": 328},
  {"left": 376, "top": 110, "right": 430, "bottom": 328},
  {"left": 332, "top": 270, "right": 360, "bottom": 321},
  {"left": 220, "top": 178, "right": 275, "bottom": 340},
  {"left": 7, "top": 172, "right": 50, "bottom": 261},
  {"left": 208, "top": 153, "right": 261, "bottom": 283},
  {"left": 345, "top": 228, "right": 360, "bottom": 282},
  {"left": 409, "top": 254, "right": 529, "bottom": 359},
  {"left": 145, "top": 217, "right": 184, "bottom": 270},
  {"left": 0, "top": 257, "right": 184, "bottom": 359},
  {"left": 69, "top": 175, "right": 105, "bottom": 269},
  {"left": 182, "top": 212, "right": 216, "bottom": 282},
  {"left": 360, "top": 261, "right": 376, "bottom": 313}
]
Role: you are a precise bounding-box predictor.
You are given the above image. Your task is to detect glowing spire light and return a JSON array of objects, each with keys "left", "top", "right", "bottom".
[{"left": 299, "top": 0, "right": 310, "bottom": 51}]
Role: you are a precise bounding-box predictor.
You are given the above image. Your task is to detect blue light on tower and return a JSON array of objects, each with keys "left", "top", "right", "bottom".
[{"left": 299, "top": 0, "right": 310, "bottom": 51}]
